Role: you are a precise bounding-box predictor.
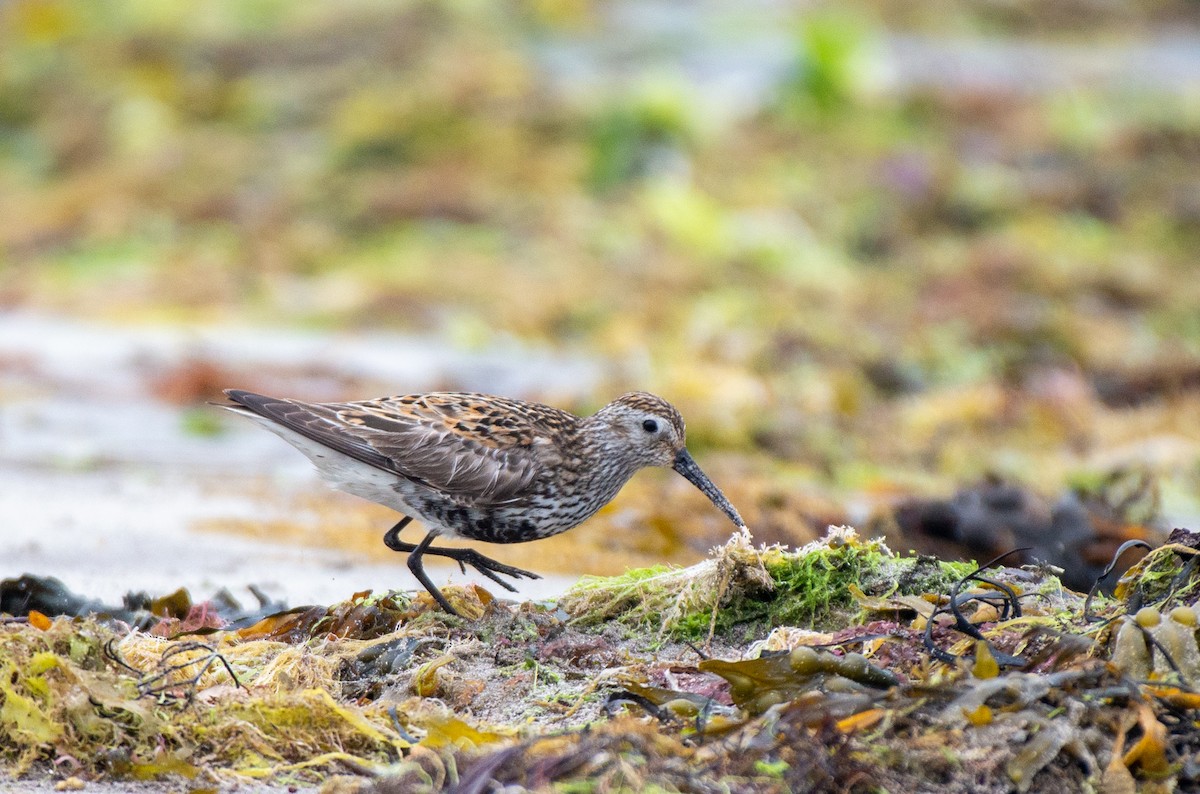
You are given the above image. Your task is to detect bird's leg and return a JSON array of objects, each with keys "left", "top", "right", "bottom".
[
  {"left": 382, "top": 516, "right": 414, "bottom": 552},
  {"left": 407, "top": 532, "right": 460, "bottom": 617},
  {"left": 382, "top": 517, "right": 541, "bottom": 592}
]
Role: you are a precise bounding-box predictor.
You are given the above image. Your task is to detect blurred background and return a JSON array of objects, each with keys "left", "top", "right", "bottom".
[{"left": 3, "top": 0, "right": 1200, "bottom": 605}]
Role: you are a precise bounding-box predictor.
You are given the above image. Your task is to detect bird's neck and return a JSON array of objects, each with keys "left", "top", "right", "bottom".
[{"left": 573, "top": 417, "right": 643, "bottom": 507}]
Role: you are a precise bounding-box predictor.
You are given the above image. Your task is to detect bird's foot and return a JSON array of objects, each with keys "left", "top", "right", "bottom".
[
  {"left": 440, "top": 548, "right": 542, "bottom": 592},
  {"left": 387, "top": 521, "right": 541, "bottom": 610}
]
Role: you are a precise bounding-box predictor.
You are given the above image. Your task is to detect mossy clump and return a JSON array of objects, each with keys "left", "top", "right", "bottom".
[
  {"left": 561, "top": 528, "right": 772, "bottom": 641},
  {"left": 562, "top": 527, "right": 977, "bottom": 642}
]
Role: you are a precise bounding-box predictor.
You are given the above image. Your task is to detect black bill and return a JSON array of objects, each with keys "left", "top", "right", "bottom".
[{"left": 672, "top": 449, "right": 746, "bottom": 528}]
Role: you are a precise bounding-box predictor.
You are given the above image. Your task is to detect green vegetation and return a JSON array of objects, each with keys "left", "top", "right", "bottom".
[
  {"left": 564, "top": 529, "right": 977, "bottom": 641},
  {"left": 0, "top": 618, "right": 406, "bottom": 779}
]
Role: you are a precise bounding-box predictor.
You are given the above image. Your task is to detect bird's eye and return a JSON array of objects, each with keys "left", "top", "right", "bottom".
[{"left": 642, "top": 419, "right": 658, "bottom": 433}]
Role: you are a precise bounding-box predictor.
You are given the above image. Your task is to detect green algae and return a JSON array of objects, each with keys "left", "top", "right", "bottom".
[
  {"left": 563, "top": 528, "right": 978, "bottom": 642},
  {"left": 0, "top": 617, "right": 408, "bottom": 781},
  {"left": 0, "top": 674, "right": 63, "bottom": 750},
  {"left": 563, "top": 565, "right": 677, "bottom": 630},
  {"left": 1115, "top": 543, "right": 1200, "bottom": 608}
]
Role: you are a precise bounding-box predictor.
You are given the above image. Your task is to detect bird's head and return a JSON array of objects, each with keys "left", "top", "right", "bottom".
[
  {"left": 594, "top": 392, "right": 687, "bottom": 468},
  {"left": 592, "top": 392, "right": 746, "bottom": 529}
]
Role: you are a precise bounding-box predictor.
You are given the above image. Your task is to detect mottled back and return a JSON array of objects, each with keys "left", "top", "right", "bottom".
[{"left": 225, "top": 390, "right": 576, "bottom": 507}]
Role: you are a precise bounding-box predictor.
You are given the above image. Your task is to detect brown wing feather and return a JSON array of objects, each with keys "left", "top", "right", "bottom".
[
  {"left": 225, "top": 390, "right": 571, "bottom": 508},
  {"left": 224, "top": 390, "right": 397, "bottom": 471}
]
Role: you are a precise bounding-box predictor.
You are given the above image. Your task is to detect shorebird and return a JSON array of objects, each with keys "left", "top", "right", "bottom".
[{"left": 221, "top": 389, "right": 746, "bottom": 616}]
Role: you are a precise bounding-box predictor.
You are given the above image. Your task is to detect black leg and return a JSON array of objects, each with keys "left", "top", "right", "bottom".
[
  {"left": 382, "top": 516, "right": 542, "bottom": 596},
  {"left": 383, "top": 516, "right": 413, "bottom": 552},
  {"left": 407, "top": 532, "right": 460, "bottom": 617}
]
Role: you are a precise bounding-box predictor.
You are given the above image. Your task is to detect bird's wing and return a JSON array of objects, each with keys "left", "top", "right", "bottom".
[{"left": 224, "top": 390, "right": 568, "bottom": 507}]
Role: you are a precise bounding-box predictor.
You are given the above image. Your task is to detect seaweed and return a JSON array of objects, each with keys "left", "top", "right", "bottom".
[
  {"left": 565, "top": 527, "right": 975, "bottom": 642},
  {"left": 4, "top": 523, "right": 1200, "bottom": 790}
]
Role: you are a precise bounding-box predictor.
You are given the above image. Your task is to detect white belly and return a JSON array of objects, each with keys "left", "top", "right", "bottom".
[{"left": 234, "top": 411, "right": 452, "bottom": 534}]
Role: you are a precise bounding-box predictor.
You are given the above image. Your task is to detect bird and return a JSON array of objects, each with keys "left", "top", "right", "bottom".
[{"left": 220, "top": 389, "right": 746, "bottom": 616}]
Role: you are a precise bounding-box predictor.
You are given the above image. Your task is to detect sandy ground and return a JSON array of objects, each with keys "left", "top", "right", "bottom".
[{"left": 0, "top": 463, "right": 578, "bottom": 610}]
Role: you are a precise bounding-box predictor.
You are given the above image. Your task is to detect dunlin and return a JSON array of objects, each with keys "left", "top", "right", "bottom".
[{"left": 221, "top": 389, "right": 746, "bottom": 616}]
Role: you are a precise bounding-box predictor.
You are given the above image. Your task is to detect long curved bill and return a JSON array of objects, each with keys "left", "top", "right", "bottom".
[{"left": 672, "top": 449, "right": 747, "bottom": 529}]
